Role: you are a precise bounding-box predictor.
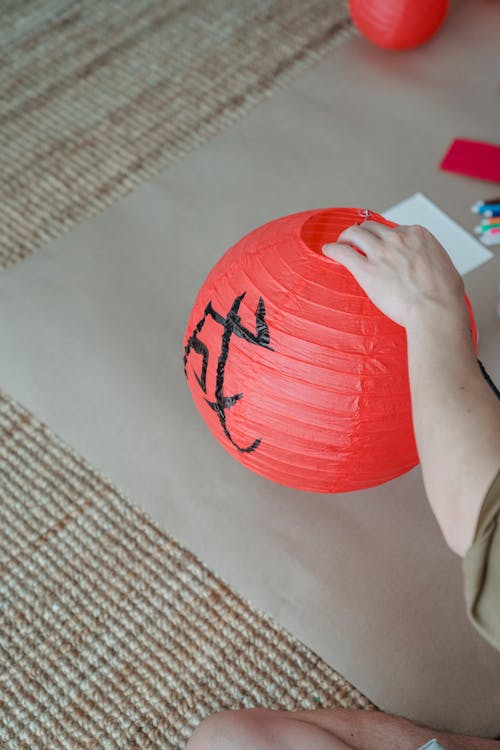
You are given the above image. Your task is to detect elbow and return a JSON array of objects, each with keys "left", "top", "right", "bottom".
[
  {"left": 438, "top": 502, "right": 475, "bottom": 558},
  {"left": 442, "top": 528, "right": 469, "bottom": 558}
]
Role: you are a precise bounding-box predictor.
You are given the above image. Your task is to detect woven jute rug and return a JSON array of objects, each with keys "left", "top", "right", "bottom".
[
  {"left": 1, "top": 0, "right": 355, "bottom": 270},
  {"left": 0, "top": 391, "right": 375, "bottom": 748},
  {"left": 0, "top": 3, "right": 374, "bottom": 747}
]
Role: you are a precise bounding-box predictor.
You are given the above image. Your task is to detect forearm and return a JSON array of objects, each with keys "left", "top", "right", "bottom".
[
  {"left": 322, "top": 223, "right": 500, "bottom": 556},
  {"left": 405, "top": 302, "right": 500, "bottom": 557}
]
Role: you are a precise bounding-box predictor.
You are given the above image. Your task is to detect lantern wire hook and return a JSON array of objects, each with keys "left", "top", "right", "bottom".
[{"left": 358, "top": 208, "right": 371, "bottom": 224}]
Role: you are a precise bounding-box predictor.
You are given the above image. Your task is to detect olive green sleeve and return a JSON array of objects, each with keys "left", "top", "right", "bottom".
[{"left": 462, "top": 469, "right": 500, "bottom": 650}]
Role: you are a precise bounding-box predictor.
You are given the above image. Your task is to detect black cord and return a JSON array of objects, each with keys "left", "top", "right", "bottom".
[{"left": 478, "top": 359, "right": 500, "bottom": 401}]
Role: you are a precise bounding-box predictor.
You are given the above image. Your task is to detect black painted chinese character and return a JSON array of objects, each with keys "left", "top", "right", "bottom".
[{"left": 184, "top": 292, "right": 273, "bottom": 452}]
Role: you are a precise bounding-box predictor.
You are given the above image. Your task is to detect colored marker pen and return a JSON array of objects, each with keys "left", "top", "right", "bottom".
[
  {"left": 480, "top": 233, "right": 500, "bottom": 246},
  {"left": 471, "top": 201, "right": 500, "bottom": 215}
]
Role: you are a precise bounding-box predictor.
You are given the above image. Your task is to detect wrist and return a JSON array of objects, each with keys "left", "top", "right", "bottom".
[
  {"left": 406, "top": 296, "right": 471, "bottom": 335},
  {"left": 405, "top": 297, "right": 476, "bottom": 358}
]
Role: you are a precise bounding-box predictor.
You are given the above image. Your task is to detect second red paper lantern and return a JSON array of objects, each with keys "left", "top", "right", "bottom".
[{"left": 349, "top": 0, "right": 449, "bottom": 50}]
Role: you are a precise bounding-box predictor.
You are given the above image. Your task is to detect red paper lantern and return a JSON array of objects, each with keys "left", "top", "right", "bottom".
[
  {"left": 349, "top": 0, "right": 449, "bottom": 50},
  {"left": 183, "top": 207, "right": 477, "bottom": 493}
]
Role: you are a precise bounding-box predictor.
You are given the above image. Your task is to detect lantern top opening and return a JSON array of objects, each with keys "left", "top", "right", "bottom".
[{"left": 300, "top": 207, "right": 395, "bottom": 256}]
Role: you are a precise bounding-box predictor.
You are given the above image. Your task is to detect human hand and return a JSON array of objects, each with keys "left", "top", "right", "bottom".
[{"left": 322, "top": 221, "right": 468, "bottom": 329}]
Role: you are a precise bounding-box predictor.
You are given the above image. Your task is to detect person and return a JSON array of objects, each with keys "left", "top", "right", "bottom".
[{"left": 186, "top": 222, "right": 500, "bottom": 750}]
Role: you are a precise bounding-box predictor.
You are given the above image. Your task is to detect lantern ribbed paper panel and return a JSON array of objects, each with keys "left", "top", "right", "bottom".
[
  {"left": 183, "top": 208, "right": 475, "bottom": 493},
  {"left": 349, "top": 0, "right": 449, "bottom": 50}
]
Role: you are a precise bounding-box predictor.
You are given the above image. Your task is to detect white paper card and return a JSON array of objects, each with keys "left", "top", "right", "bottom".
[{"left": 383, "top": 192, "right": 493, "bottom": 276}]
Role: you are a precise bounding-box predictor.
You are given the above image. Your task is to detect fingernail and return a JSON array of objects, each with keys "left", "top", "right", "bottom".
[{"left": 322, "top": 243, "right": 333, "bottom": 253}]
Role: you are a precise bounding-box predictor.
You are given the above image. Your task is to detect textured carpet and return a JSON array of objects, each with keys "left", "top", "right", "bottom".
[
  {"left": 0, "top": 392, "right": 374, "bottom": 748},
  {"left": 0, "top": 3, "right": 374, "bottom": 747},
  {"left": 1, "top": 0, "right": 355, "bottom": 269}
]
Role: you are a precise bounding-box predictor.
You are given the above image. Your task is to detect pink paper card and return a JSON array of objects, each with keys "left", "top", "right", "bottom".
[{"left": 439, "top": 138, "right": 500, "bottom": 183}]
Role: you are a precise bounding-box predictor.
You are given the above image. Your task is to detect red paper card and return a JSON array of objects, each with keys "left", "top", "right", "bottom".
[{"left": 439, "top": 138, "right": 500, "bottom": 183}]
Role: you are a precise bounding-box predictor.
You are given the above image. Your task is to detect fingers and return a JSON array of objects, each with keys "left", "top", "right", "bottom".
[
  {"left": 360, "top": 220, "right": 398, "bottom": 240},
  {"left": 322, "top": 220, "right": 410, "bottom": 272},
  {"left": 335, "top": 223, "right": 386, "bottom": 258},
  {"left": 322, "top": 242, "right": 368, "bottom": 275},
  {"left": 322, "top": 222, "right": 384, "bottom": 265}
]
